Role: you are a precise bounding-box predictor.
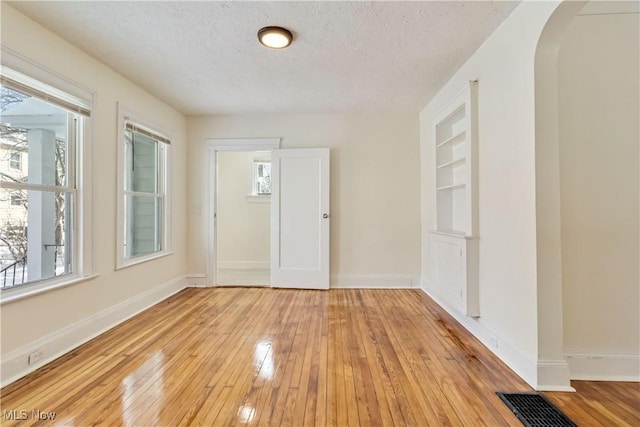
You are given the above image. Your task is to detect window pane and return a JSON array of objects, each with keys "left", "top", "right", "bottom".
[
  {"left": 0, "top": 188, "right": 73, "bottom": 289},
  {"left": 1, "top": 86, "right": 70, "bottom": 187},
  {"left": 9, "top": 152, "right": 21, "bottom": 170},
  {"left": 124, "top": 195, "right": 162, "bottom": 258},
  {"left": 125, "top": 131, "right": 158, "bottom": 193},
  {"left": 254, "top": 161, "right": 271, "bottom": 195}
]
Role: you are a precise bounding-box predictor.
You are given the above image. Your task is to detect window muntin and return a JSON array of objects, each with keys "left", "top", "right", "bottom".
[
  {"left": 122, "top": 127, "right": 167, "bottom": 261},
  {"left": 0, "top": 85, "right": 79, "bottom": 289}
]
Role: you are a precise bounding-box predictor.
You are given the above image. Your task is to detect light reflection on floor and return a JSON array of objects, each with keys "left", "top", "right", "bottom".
[
  {"left": 237, "top": 404, "right": 256, "bottom": 423},
  {"left": 254, "top": 340, "right": 275, "bottom": 381},
  {"left": 120, "top": 351, "right": 164, "bottom": 427}
]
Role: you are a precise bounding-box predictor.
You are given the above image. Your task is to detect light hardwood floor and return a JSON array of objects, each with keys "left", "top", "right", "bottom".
[{"left": 1, "top": 288, "right": 638, "bottom": 426}]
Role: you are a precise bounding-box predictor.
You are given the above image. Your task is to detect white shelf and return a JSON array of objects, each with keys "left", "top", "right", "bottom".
[
  {"left": 431, "top": 81, "right": 479, "bottom": 318},
  {"left": 437, "top": 183, "right": 465, "bottom": 191},
  {"left": 437, "top": 157, "right": 466, "bottom": 169},
  {"left": 436, "top": 129, "right": 466, "bottom": 148},
  {"left": 431, "top": 229, "right": 467, "bottom": 238}
]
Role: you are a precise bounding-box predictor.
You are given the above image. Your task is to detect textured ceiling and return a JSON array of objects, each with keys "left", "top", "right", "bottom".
[{"left": 9, "top": 1, "right": 520, "bottom": 115}]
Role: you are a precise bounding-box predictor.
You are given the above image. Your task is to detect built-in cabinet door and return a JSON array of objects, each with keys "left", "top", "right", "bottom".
[
  {"left": 430, "top": 231, "right": 479, "bottom": 317},
  {"left": 271, "top": 148, "right": 330, "bottom": 289}
]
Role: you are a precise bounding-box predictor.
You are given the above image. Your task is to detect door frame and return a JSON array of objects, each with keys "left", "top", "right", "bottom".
[{"left": 205, "top": 138, "right": 281, "bottom": 287}]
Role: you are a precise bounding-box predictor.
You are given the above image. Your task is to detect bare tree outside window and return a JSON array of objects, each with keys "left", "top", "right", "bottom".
[{"left": 1, "top": 85, "right": 71, "bottom": 287}]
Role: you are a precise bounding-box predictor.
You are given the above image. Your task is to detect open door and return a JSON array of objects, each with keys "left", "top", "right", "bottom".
[{"left": 271, "top": 148, "right": 330, "bottom": 289}]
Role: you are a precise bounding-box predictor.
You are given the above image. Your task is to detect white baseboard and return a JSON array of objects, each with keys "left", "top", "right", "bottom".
[
  {"left": 186, "top": 273, "right": 210, "bottom": 288},
  {"left": 420, "top": 278, "right": 576, "bottom": 391},
  {"left": 1, "top": 275, "right": 188, "bottom": 387},
  {"left": 331, "top": 274, "right": 420, "bottom": 289},
  {"left": 217, "top": 261, "right": 269, "bottom": 270},
  {"left": 565, "top": 350, "right": 640, "bottom": 381},
  {"left": 537, "top": 359, "right": 575, "bottom": 391},
  {"left": 420, "top": 277, "right": 539, "bottom": 389}
]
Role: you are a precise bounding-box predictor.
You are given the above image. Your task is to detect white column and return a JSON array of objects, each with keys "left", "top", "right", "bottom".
[{"left": 26, "top": 129, "right": 56, "bottom": 281}]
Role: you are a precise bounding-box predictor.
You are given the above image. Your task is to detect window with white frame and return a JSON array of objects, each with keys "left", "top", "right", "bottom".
[
  {"left": 9, "top": 152, "right": 21, "bottom": 170},
  {"left": 118, "top": 110, "right": 171, "bottom": 267},
  {"left": 10, "top": 191, "right": 25, "bottom": 206},
  {"left": 252, "top": 160, "right": 271, "bottom": 195},
  {"left": 0, "top": 66, "right": 92, "bottom": 294}
]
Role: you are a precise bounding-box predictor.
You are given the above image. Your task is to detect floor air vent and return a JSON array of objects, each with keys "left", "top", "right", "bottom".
[{"left": 496, "top": 392, "right": 577, "bottom": 427}]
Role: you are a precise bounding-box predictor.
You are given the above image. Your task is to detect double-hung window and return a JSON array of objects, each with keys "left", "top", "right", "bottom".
[
  {"left": 117, "top": 106, "right": 171, "bottom": 268},
  {"left": 247, "top": 152, "right": 271, "bottom": 203},
  {"left": 0, "top": 65, "right": 92, "bottom": 295},
  {"left": 9, "top": 152, "right": 21, "bottom": 170}
]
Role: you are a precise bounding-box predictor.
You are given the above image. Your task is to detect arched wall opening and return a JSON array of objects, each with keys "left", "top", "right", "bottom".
[{"left": 535, "top": 0, "right": 639, "bottom": 387}]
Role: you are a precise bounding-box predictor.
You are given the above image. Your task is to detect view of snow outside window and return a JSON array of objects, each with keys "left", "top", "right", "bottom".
[{"left": 0, "top": 86, "right": 75, "bottom": 289}]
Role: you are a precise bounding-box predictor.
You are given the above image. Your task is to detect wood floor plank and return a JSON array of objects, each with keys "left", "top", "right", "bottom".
[{"left": 1, "top": 288, "right": 637, "bottom": 427}]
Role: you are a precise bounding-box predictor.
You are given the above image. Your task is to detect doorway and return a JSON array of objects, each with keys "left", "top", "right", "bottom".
[
  {"left": 216, "top": 150, "right": 271, "bottom": 286},
  {"left": 207, "top": 138, "right": 280, "bottom": 287},
  {"left": 206, "top": 139, "right": 331, "bottom": 289}
]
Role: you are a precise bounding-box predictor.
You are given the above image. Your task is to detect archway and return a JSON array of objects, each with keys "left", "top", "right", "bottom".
[{"left": 534, "top": 0, "right": 639, "bottom": 388}]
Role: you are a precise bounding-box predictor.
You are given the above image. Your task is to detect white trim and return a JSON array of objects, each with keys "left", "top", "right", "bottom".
[
  {"left": 0, "top": 274, "right": 98, "bottom": 305},
  {"left": 0, "top": 275, "right": 187, "bottom": 387},
  {"left": 207, "top": 138, "right": 281, "bottom": 151},
  {"left": 331, "top": 275, "right": 420, "bottom": 289},
  {"left": 565, "top": 350, "right": 640, "bottom": 381},
  {"left": 114, "top": 250, "right": 175, "bottom": 271},
  {"left": 246, "top": 194, "right": 271, "bottom": 203},
  {"left": 537, "top": 359, "right": 575, "bottom": 392},
  {"left": 537, "top": 385, "right": 576, "bottom": 392},
  {"left": 217, "top": 261, "right": 270, "bottom": 270},
  {"left": 0, "top": 46, "right": 94, "bottom": 108},
  {"left": 206, "top": 138, "right": 281, "bottom": 287},
  {"left": 421, "top": 277, "right": 539, "bottom": 390},
  {"left": 0, "top": 51, "right": 94, "bottom": 296},
  {"left": 186, "top": 274, "right": 209, "bottom": 288}
]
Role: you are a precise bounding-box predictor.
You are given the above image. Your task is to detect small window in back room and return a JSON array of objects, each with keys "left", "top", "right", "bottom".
[{"left": 252, "top": 159, "right": 271, "bottom": 195}]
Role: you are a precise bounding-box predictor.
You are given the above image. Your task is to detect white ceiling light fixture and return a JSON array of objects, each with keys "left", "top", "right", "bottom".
[{"left": 258, "top": 26, "right": 293, "bottom": 49}]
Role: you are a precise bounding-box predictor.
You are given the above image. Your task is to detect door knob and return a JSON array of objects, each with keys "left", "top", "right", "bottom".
[{"left": 323, "top": 213, "right": 329, "bottom": 219}]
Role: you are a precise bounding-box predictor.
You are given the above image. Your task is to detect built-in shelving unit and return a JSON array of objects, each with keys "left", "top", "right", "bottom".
[
  {"left": 434, "top": 83, "right": 478, "bottom": 235},
  {"left": 430, "top": 81, "right": 479, "bottom": 317}
]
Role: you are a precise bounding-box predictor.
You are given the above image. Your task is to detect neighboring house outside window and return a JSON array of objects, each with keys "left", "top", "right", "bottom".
[{"left": 0, "top": 65, "right": 92, "bottom": 295}]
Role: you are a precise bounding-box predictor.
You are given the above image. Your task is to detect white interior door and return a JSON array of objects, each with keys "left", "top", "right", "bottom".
[{"left": 271, "top": 148, "right": 330, "bottom": 289}]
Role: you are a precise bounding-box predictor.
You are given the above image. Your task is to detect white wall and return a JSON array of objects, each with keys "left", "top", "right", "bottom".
[
  {"left": 1, "top": 4, "right": 188, "bottom": 380},
  {"left": 420, "top": 1, "right": 564, "bottom": 389},
  {"left": 217, "top": 151, "right": 270, "bottom": 267},
  {"left": 558, "top": 12, "right": 639, "bottom": 377},
  {"left": 188, "top": 114, "right": 421, "bottom": 286}
]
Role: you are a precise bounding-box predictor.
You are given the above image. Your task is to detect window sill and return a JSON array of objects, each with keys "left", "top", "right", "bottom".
[
  {"left": 0, "top": 273, "right": 99, "bottom": 305},
  {"left": 116, "top": 250, "right": 174, "bottom": 271},
  {"left": 246, "top": 195, "right": 271, "bottom": 204}
]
